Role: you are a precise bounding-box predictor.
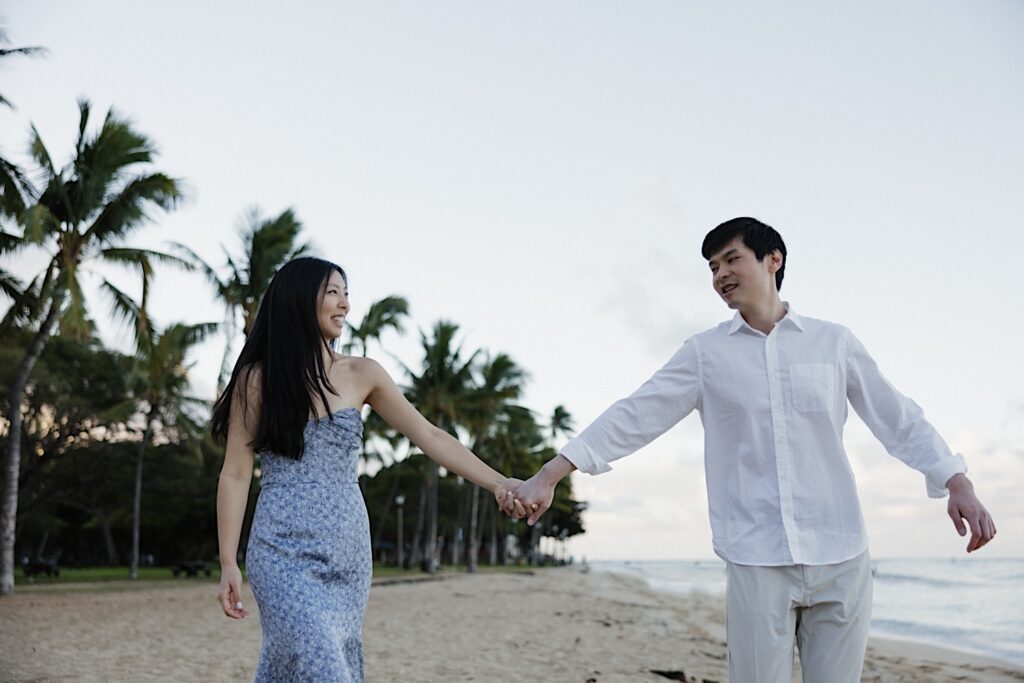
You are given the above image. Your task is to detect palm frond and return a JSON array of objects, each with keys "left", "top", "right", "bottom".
[
  {"left": 0, "top": 155, "right": 35, "bottom": 216},
  {"left": 75, "top": 108, "right": 160, "bottom": 209},
  {"left": 74, "top": 98, "right": 90, "bottom": 158},
  {"left": 164, "top": 320, "right": 219, "bottom": 350},
  {"left": 28, "top": 123, "right": 61, "bottom": 181},
  {"left": 0, "top": 255, "right": 60, "bottom": 332},
  {"left": 166, "top": 241, "right": 230, "bottom": 297},
  {"left": 100, "top": 279, "right": 153, "bottom": 352},
  {"left": 0, "top": 266, "right": 23, "bottom": 302},
  {"left": 0, "top": 31, "right": 47, "bottom": 111},
  {"left": 18, "top": 203, "right": 59, "bottom": 244},
  {"left": 243, "top": 206, "right": 305, "bottom": 293},
  {"left": 0, "top": 227, "right": 23, "bottom": 254},
  {"left": 84, "top": 172, "right": 182, "bottom": 243},
  {"left": 101, "top": 246, "right": 194, "bottom": 272},
  {"left": 0, "top": 26, "right": 47, "bottom": 58}
]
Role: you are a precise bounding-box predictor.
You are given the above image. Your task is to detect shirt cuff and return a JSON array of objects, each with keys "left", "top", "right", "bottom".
[
  {"left": 560, "top": 437, "right": 613, "bottom": 475},
  {"left": 924, "top": 452, "right": 968, "bottom": 498}
]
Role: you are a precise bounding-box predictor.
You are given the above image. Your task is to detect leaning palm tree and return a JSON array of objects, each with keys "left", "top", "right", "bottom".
[
  {"left": 106, "top": 280, "right": 217, "bottom": 578},
  {"left": 403, "top": 321, "right": 480, "bottom": 572},
  {"left": 0, "top": 99, "right": 185, "bottom": 595},
  {"left": 171, "top": 207, "right": 308, "bottom": 392}
]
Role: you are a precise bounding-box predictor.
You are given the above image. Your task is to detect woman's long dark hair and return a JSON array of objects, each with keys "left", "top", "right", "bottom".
[{"left": 211, "top": 257, "right": 346, "bottom": 460}]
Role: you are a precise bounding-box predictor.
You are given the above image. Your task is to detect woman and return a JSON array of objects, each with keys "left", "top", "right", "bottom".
[{"left": 214, "top": 257, "right": 521, "bottom": 682}]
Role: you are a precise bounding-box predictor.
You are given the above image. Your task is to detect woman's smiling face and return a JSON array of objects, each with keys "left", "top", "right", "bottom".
[{"left": 317, "top": 270, "right": 349, "bottom": 340}]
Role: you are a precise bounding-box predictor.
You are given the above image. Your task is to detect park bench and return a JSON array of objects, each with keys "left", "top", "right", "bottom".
[
  {"left": 20, "top": 556, "right": 60, "bottom": 578},
  {"left": 172, "top": 560, "right": 212, "bottom": 578}
]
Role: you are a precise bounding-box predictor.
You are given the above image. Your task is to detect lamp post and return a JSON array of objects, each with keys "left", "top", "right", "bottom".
[{"left": 395, "top": 494, "right": 406, "bottom": 570}]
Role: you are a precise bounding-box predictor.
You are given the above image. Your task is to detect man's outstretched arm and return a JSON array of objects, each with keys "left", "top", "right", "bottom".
[
  {"left": 946, "top": 473, "right": 996, "bottom": 552},
  {"left": 845, "top": 328, "right": 996, "bottom": 552},
  {"left": 513, "top": 339, "right": 703, "bottom": 525}
]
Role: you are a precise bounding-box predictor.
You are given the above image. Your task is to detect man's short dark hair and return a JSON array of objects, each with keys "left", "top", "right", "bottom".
[{"left": 702, "top": 217, "right": 787, "bottom": 291}]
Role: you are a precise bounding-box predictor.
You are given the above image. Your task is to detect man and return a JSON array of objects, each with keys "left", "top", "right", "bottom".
[{"left": 512, "top": 217, "right": 996, "bottom": 682}]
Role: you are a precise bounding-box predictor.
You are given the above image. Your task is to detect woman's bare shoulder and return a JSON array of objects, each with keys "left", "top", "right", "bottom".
[{"left": 332, "top": 354, "right": 385, "bottom": 375}]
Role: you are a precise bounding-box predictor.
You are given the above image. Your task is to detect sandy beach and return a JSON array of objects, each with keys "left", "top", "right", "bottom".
[{"left": 1, "top": 567, "right": 1021, "bottom": 682}]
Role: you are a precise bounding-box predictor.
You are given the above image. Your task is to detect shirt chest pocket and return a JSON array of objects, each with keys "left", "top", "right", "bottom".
[{"left": 789, "top": 363, "right": 836, "bottom": 413}]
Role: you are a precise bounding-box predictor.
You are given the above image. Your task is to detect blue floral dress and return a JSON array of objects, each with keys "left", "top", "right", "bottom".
[{"left": 246, "top": 407, "right": 371, "bottom": 682}]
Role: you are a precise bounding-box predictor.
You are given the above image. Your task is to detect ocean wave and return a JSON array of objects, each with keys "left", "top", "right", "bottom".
[{"left": 872, "top": 571, "right": 961, "bottom": 589}]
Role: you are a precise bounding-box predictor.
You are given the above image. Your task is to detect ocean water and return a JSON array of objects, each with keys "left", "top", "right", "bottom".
[{"left": 592, "top": 557, "right": 1024, "bottom": 667}]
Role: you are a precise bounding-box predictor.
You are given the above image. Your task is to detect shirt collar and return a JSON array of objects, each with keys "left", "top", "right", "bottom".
[{"left": 728, "top": 302, "right": 804, "bottom": 335}]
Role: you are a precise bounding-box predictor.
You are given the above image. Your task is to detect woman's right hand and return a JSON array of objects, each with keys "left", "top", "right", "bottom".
[{"left": 217, "top": 564, "right": 250, "bottom": 619}]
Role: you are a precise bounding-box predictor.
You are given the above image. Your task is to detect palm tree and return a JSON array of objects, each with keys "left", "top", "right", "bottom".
[
  {"left": 343, "top": 295, "right": 409, "bottom": 357},
  {"left": 403, "top": 321, "right": 480, "bottom": 572},
  {"left": 464, "top": 353, "right": 527, "bottom": 572},
  {"left": 0, "top": 99, "right": 185, "bottom": 595},
  {"left": 106, "top": 280, "right": 217, "bottom": 578},
  {"left": 171, "top": 207, "right": 308, "bottom": 392},
  {"left": 129, "top": 322, "right": 217, "bottom": 578}
]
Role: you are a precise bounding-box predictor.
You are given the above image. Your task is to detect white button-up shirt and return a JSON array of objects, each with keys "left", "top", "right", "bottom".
[{"left": 560, "top": 306, "right": 967, "bottom": 566}]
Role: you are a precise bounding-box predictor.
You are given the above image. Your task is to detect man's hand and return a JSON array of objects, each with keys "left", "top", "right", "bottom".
[
  {"left": 946, "top": 473, "right": 996, "bottom": 553},
  {"left": 513, "top": 454, "right": 576, "bottom": 526},
  {"left": 495, "top": 478, "right": 527, "bottom": 518}
]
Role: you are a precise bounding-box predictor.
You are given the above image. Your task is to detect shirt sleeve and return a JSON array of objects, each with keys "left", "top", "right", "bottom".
[
  {"left": 560, "top": 338, "right": 701, "bottom": 475},
  {"left": 844, "top": 327, "right": 967, "bottom": 498}
]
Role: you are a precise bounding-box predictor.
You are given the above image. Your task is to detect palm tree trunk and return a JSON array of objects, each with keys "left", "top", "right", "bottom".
[
  {"left": 424, "top": 463, "right": 438, "bottom": 571},
  {"left": 98, "top": 511, "right": 117, "bottom": 565},
  {"left": 467, "top": 484, "right": 480, "bottom": 572},
  {"left": 216, "top": 340, "right": 233, "bottom": 397},
  {"left": 1, "top": 295, "right": 61, "bottom": 595},
  {"left": 489, "top": 502, "right": 498, "bottom": 566},
  {"left": 371, "top": 474, "right": 401, "bottom": 554},
  {"left": 35, "top": 527, "right": 50, "bottom": 559},
  {"left": 409, "top": 481, "right": 426, "bottom": 567},
  {"left": 130, "top": 412, "right": 155, "bottom": 580}
]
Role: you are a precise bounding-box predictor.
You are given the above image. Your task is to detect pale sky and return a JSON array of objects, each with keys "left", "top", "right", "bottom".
[{"left": 2, "top": 1, "right": 1022, "bottom": 560}]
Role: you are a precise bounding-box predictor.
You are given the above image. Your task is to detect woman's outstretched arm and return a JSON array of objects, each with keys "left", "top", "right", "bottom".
[{"left": 362, "top": 359, "right": 523, "bottom": 515}]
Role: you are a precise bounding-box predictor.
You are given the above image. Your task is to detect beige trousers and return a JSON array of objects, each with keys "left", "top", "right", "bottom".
[{"left": 725, "top": 550, "right": 872, "bottom": 683}]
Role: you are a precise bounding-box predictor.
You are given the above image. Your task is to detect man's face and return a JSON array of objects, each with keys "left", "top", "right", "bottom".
[{"left": 707, "top": 236, "right": 780, "bottom": 311}]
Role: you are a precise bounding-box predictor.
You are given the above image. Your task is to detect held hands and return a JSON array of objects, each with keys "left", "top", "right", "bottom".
[
  {"left": 495, "top": 478, "right": 528, "bottom": 518},
  {"left": 217, "top": 564, "right": 250, "bottom": 619},
  {"left": 946, "top": 473, "right": 996, "bottom": 553},
  {"left": 500, "top": 455, "right": 576, "bottom": 525},
  {"left": 511, "top": 470, "right": 555, "bottom": 526}
]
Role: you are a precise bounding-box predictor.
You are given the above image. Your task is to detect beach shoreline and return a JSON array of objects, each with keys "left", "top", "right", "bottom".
[
  {"left": 589, "top": 558, "right": 1024, "bottom": 673},
  {"left": 1, "top": 566, "right": 1021, "bottom": 682}
]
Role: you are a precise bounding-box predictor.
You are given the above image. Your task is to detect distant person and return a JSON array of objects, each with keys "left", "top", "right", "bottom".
[
  {"left": 213, "top": 257, "right": 522, "bottom": 682},
  {"left": 512, "top": 218, "right": 996, "bottom": 682}
]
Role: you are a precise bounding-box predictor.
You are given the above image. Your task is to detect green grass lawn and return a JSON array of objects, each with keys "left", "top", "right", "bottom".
[
  {"left": 14, "top": 565, "right": 218, "bottom": 587},
  {"left": 12, "top": 562, "right": 539, "bottom": 592}
]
